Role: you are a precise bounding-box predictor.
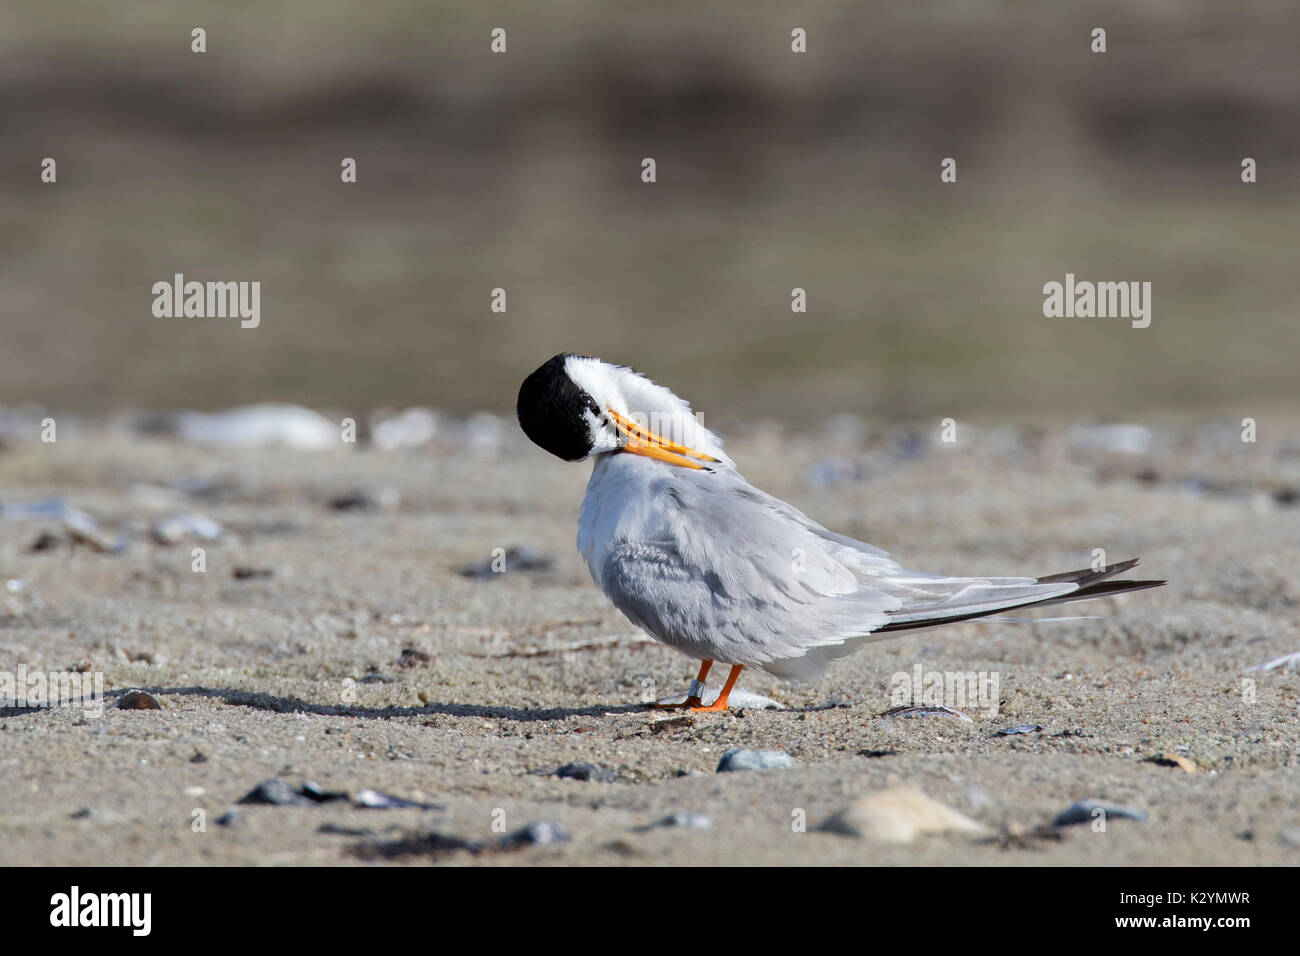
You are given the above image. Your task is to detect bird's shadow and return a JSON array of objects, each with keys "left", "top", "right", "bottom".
[
  {"left": 0, "top": 685, "right": 836, "bottom": 720},
  {"left": 0, "top": 685, "right": 653, "bottom": 722}
]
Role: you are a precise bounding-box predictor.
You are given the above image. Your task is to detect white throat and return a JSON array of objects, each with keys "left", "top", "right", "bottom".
[{"left": 563, "top": 356, "right": 732, "bottom": 466}]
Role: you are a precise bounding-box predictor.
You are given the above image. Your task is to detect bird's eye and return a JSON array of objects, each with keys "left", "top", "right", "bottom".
[{"left": 583, "top": 395, "right": 600, "bottom": 414}]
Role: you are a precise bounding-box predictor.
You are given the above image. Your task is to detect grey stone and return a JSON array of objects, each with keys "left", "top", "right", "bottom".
[
  {"left": 501, "top": 821, "right": 570, "bottom": 849},
  {"left": 1053, "top": 800, "right": 1148, "bottom": 827},
  {"left": 716, "top": 749, "right": 795, "bottom": 772}
]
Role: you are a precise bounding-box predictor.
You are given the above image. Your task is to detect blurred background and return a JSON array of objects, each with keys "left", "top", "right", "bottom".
[{"left": 2, "top": 1, "right": 1297, "bottom": 428}]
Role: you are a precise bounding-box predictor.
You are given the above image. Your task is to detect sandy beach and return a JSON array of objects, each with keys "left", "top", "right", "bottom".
[{"left": 2, "top": 413, "right": 1296, "bottom": 866}]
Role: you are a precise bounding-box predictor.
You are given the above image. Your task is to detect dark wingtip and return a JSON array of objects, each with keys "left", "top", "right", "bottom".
[
  {"left": 1068, "top": 578, "right": 1166, "bottom": 599},
  {"left": 1036, "top": 557, "right": 1141, "bottom": 586}
]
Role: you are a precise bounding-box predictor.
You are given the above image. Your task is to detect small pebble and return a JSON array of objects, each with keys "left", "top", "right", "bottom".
[
  {"left": 501, "top": 822, "right": 570, "bottom": 849},
  {"left": 69, "top": 807, "right": 124, "bottom": 823},
  {"left": 238, "top": 779, "right": 326, "bottom": 807},
  {"left": 116, "top": 690, "right": 162, "bottom": 711},
  {"left": 355, "top": 789, "right": 442, "bottom": 810},
  {"left": 638, "top": 812, "right": 712, "bottom": 831},
  {"left": 396, "top": 647, "right": 432, "bottom": 668},
  {"left": 232, "top": 566, "right": 274, "bottom": 580},
  {"left": 555, "top": 762, "right": 617, "bottom": 783},
  {"left": 300, "top": 781, "right": 349, "bottom": 803},
  {"left": 150, "top": 512, "right": 223, "bottom": 545},
  {"left": 716, "top": 749, "right": 795, "bottom": 772},
  {"left": 457, "top": 547, "right": 553, "bottom": 579},
  {"left": 329, "top": 488, "right": 400, "bottom": 512},
  {"left": 1053, "top": 800, "right": 1149, "bottom": 827},
  {"left": 63, "top": 509, "right": 127, "bottom": 554},
  {"left": 28, "top": 531, "right": 63, "bottom": 552},
  {"left": 997, "top": 724, "right": 1043, "bottom": 736}
]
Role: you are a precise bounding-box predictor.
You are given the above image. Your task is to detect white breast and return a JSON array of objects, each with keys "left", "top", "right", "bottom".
[{"left": 576, "top": 453, "right": 663, "bottom": 589}]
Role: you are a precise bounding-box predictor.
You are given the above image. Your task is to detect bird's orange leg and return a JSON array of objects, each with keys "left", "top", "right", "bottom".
[
  {"left": 690, "top": 664, "right": 743, "bottom": 713},
  {"left": 654, "top": 660, "right": 712, "bottom": 709}
]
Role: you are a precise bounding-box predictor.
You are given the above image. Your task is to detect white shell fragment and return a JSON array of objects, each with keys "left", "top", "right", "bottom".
[
  {"left": 176, "top": 404, "right": 338, "bottom": 450},
  {"left": 820, "top": 787, "right": 986, "bottom": 843}
]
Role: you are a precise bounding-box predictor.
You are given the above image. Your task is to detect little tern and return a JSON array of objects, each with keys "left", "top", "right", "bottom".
[{"left": 516, "top": 354, "right": 1165, "bottom": 712}]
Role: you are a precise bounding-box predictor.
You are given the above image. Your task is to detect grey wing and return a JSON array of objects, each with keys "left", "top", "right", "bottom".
[
  {"left": 598, "top": 474, "right": 905, "bottom": 670},
  {"left": 599, "top": 471, "right": 1077, "bottom": 678}
]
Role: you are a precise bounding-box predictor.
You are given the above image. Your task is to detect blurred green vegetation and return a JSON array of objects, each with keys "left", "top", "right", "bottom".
[{"left": 2, "top": 1, "right": 1298, "bottom": 426}]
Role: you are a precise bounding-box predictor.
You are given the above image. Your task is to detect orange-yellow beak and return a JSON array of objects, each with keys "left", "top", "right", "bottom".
[{"left": 607, "top": 408, "right": 719, "bottom": 470}]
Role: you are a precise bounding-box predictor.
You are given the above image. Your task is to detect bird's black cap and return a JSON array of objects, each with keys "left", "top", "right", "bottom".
[{"left": 516, "top": 353, "right": 598, "bottom": 462}]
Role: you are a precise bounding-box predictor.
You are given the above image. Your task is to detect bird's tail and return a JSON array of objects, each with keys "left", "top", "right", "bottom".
[
  {"left": 871, "top": 558, "right": 1165, "bottom": 634},
  {"left": 760, "top": 559, "right": 1164, "bottom": 679}
]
